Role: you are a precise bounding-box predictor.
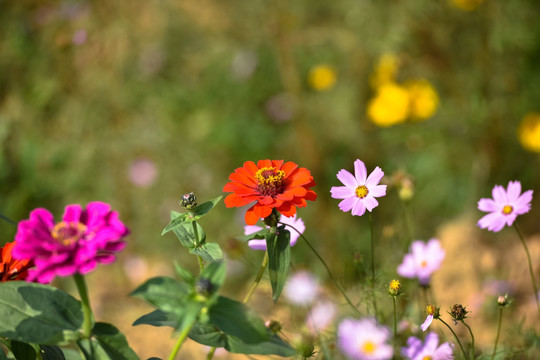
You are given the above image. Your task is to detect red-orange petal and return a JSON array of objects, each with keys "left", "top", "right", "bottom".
[{"left": 245, "top": 206, "right": 260, "bottom": 225}]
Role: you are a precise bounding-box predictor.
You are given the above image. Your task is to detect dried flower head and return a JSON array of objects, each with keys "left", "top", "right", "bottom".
[{"left": 449, "top": 304, "right": 469, "bottom": 322}]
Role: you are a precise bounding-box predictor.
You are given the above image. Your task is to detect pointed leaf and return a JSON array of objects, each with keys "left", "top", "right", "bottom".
[
  {"left": 11, "top": 341, "right": 36, "bottom": 360},
  {"left": 0, "top": 282, "right": 83, "bottom": 345},
  {"left": 132, "top": 309, "right": 176, "bottom": 328},
  {"left": 130, "top": 277, "right": 190, "bottom": 315},
  {"left": 191, "top": 196, "right": 222, "bottom": 219},
  {"left": 0, "top": 347, "right": 8, "bottom": 360},
  {"left": 173, "top": 263, "right": 194, "bottom": 283},
  {"left": 200, "top": 260, "right": 226, "bottom": 291},
  {"left": 39, "top": 346, "right": 66, "bottom": 360},
  {"left": 172, "top": 222, "right": 206, "bottom": 249},
  {"left": 266, "top": 227, "right": 291, "bottom": 303},
  {"left": 190, "top": 243, "right": 223, "bottom": 264},
  {"left": 161, "top": 212, "right": 189, "bottom": 235}
]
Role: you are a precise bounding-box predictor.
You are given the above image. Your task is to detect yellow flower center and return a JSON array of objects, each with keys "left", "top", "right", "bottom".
[
  {"left": 420, "top": 260, "right": 428, "bottom": 268},
  {"left": 426, "top": 304, "right": 436, "bottom": 315},
  {"left": 389, "top": 279, "right": 400, "bottom": 292},
  {"left": 502, "top": 205, "right": 513, "bottom": 215},
  {"left": 422, "top": 356, "right": 433, "bottom": 360},
  {"left": 355, "top": 185, "right": 369, "bottom": 199},
  {"left": 361, "top": 340, "right": 377, "bottom": 355},
  {"left": 51, "top": 221, "right": 87, "bottom": 246},
  {"left": 255, "top": 167, "right": 286, "bottom": 196}
]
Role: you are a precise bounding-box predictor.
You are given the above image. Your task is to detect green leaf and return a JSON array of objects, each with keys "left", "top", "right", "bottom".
[
  {"left": 191, "top": 196, "right": 222, "bottom": 219},
  {"left": 266, "top": 227, "right": 291, "bottom": 303},
  {"left": 172, "top": 222, "right": 206, "bottom": 249},
  {"left": 78, "top": 323, "right": 140, "bottom": 360},
  {"left": 189, "top": 242, "right": 222, "bottom": 263},
  {"left": 130, "top": 277, "right": 190, "bottom": 316},
  {"left": 237, "top": 228, "right": 267, "bottom": 242},
  {"left": 11, "top": 341, "right": 35, "bottom": 360},
  {"left": 132, "top": 310, "right": 176, "bottom": 328},
  {"left": 208, "top": 297, "right": 267, "bottom": 344},
  {"left": 188, "top": 324, "right": 296, "bottom": 357},
  {"left": 0, "top": 282, "right": 83, "bottom": 345},
  {"left": 173, "top": 263, "right": 194, "bottom": 283},
  {"left": 0, "top": 347, "right": 8, "bottom": 360},
  {"left": 39, "top": 345, "right": 66, "bottom": 360},
  {"left": 161, "top": 211, "right": 189, "bottom": 235},
  {"left": 199, "top": 260, "right": 226, "bottom": 291}
]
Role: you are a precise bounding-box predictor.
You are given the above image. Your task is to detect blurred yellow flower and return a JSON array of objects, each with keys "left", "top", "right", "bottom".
[
  {"left": 308, "top": 65, "right": 337, "bottom": 91},
  {"left": 370, "top": 54, "right": 400, "bottom": 89},
  {"left": 405, "top": 80, "right": 439, "bottom": 121},
  {"left": 367, "top": 83, "right": 410, "bottom": 127},
  {"left": 450, "top": 0, "right": 485, "bottom": 11},
  {"left": 518, "top": 112, "right": 540, "bottom": 153}
]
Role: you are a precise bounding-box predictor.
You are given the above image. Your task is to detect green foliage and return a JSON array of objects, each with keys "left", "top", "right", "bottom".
[
  {"left": 0, "top": 282, "right": 83, "bottom": 345},
  {"left": 39, "top": 346, "right": 67, "bottom": 360},
  {"left": 77, "top": 323, "right": 139, "bottom": 360},
  {"left": 266, "top": 227, "right": 291, "bottom": 303},
  {"left": 10, "top": 341, "right": 36, "bottom": 360}
]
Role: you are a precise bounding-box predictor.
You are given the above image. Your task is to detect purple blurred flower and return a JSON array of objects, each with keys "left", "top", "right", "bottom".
[
  {"left": 14, "top": 202, "right": 129, "bottom": 283},
  {"left": 306, "top": 300, "right": 337, "bottom": 333},
  {"left": 72, "top": 29, "right": 87, "bottom": 46},
  {"left": 338, "top": 317, "right": 393, "bottom": 360},
  {"left": 330, "top": 159, "right": 387, "bottom": 216},
  {"left": 397, "top": 239, "right": 445, "bottom": 286},
  {"left": 284, "top": 270, "right": 319, "bottom": 305},
  {"left": 265, "top": 93, "right": 295, "bottom": 123},
  {"left": 243, "top": 214, "right": 305, "bottom": 251},
  {"left": 477, "top": 180, "right": 533, "bottom": 232},
  {"left": 128, "top": 158, "right": 158, "bottom": 187},
  {"left": 402, "top": 332, "right": 453, "bottom": 360}
]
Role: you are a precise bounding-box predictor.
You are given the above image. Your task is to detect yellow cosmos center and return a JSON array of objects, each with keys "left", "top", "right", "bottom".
[
  {"left": 355, "top": 185, "right": 369, "bottom": 199},
  {"left": 426, "top": 304, "right": 436, "bottom": 315},
  {"left": 422, "top": 356, "right": 433, "bottom": 360},
  {"left": 420, "top": 260, "right": 428, "bottom": 268},
  {"left": 389, "top": 279, "right": 400, "bottom": 292},
  {"left": 361, "top": 341, "right": 377, "bottom": 355},
  {"left": 51, "top": 221, "right": 87, "bottom": 246},
  {"left": 502, "top": 205, "right": 513, "bottom": 215},
  {"left": 255, "top": 167, "right": 286, "bottom": 196}
]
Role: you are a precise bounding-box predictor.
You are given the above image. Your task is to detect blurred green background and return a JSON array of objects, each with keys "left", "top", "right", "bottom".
[{"left": 2, "top": 0, "right": 540, "bottom": 297}]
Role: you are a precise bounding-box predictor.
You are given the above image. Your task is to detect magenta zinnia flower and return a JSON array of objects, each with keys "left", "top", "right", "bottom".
[
  {"left": 477, "top": 181, "right": 533, "bottom": 232},
  {"left": 402, "top": 332, "right": 454, "bottom": 360},
  {"left": 397, "top": 239, "right": 445, "bottom": 286},
  {"left": 13, "top": 202, "right": 129, "bottom": 283},
  {"left": 338, "top": 317, "right": 393, "bottom": 360},
  {"left": 330, "top": 159, "right": 387, "bottom": 216}
]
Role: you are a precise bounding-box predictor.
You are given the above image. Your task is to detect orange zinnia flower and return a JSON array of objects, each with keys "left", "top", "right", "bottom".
[
  {"left": 224, "top": 160, "right": 317, "bottom": 225},
  {"left": 0, "top": 241, "right": 33, "bottom": 281}
]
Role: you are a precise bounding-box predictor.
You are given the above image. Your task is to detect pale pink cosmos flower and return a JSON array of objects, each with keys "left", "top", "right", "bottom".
[
  {"left": 338, "top": 317, "right": 393, "bottom": 360},
  {"left": 402, "top": 332, "right": 454, "bottom": 360},
  {"left": 397, "top": 239, "right": 445, "bottom": 286},
  {"left": 243, "top": 214, "right": 305, "bottom": 251},
  {"left": 477, "top": 180, "right": 533, "bottom": 232},
  {"left": 330, "top": 159, "right": 387, "bottom": 216},
  {"left": 420, "top": 314, "right": 434, "bottom": 332},
  {"left": 306, "top": 300, "right": 337, "bottom": 333},
  {"left": 13, "top": 202, "right": 129, "bottom": 283},
  {"left": 284, "top": 270, "right": 319, "bottom": 305}
]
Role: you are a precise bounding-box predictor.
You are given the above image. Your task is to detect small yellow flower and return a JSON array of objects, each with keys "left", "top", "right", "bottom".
[
  {"left": 308, "top": 65, "right": 337, "bottom": 91},
  {"left": 405, "top": 79, "right": 439, "bottom": 121},
  {"left": 518, "top": 113, "right": 540, "bottom": 153},
  {"left": 367, "top": 82, "right": 410, "bottom": 127},
  {"left": 370, "top": 54, "right": 400, "bottom": 89},
  {"left": 450, "top": 0, "right": 485, "bottom": 11},
  {"left": 388, "top": 279, "right": 401, "bottom": 296}
]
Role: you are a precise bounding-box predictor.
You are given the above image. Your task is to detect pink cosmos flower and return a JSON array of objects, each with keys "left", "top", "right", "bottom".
[
  {"left": 284, "top": 270, "right": 319, "bottom": 305},
  {"left": 397, "top": 239, "right": 445, "bottom": 286},
  {"left": 306, "top": 300, "right": 337, "bottom": 333},
  {"left": 13, "top": 202, "right": 129, "bottom": 283},
  {"left": 420, "top": 305, "right": 438, "bottom": 332},
  {"left": 477, "top": 181, "right": 533, "bottom": 232},
  {"left": 338, "top": 317, "right": 393, "bottom": 360},
  {"left": 402, "top": 332, "right": 453, "bottom": 360},
  {"left": 243, "top": 214, "right": 305, "bottom": 251},
  {"left": 420, "top": 314, "right": 434, "bottom": 332},
  {"left": 330, "top": 159, "right": 387, "bottom": 216}
]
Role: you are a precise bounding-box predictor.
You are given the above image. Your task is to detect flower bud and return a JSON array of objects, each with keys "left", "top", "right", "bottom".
[
  {"left": 497, "top": 294, "right": 510, "bottom": 307},
  {"left": 180, "top": 192, "right": 197, "bottom": 210},
  {"left": 426, "top": 304, "right": 440, "bottom": 318},
  {"left": 450, "top": 304, "right": 468, "bottom": 321},
  {"left": 388, "top": 279, "right": 401, "bottom": 297},
  {"left": 195, "top": 278, "right": 214, "bottom": 297},
  {"left": 265, "top": 320, "right": 282, "bottom": 334}
]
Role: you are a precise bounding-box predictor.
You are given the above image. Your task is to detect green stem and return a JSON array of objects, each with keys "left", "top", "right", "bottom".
[
  {"left": 243, "top": 252, "right": 269, "bottom": 304},
  {"left": 401, "top": 201, "right": 414, "bottom": 251},
  {"left": 392, "top": 296, "right": 397, "bottom": 350},
  {"left": 513, "top": 223, "right": 540, "bottom": 313},
  {"left": 191, "top": 220, "right": 205, "bottom": 272},
  {"left": 283, "top": 222, "right": 361, "bottom": 317},
  {"left": 438, "top": 318, "right": 469, "bottom": 360},
  {"left": 368, "top": 213, "right": 378, "bottom": 316},
  {"left": 74, "top": 274, "right": 94, "bottom": 338},
  {"left": 462, "top": 321, "right": 475, "bottom": 359},
  {"left": 167, "top": 319, "right": 196, "bottom": 360},
  {"left": 205, "top": 347, "right": 216, "bottom": 360},
  {"left": 491, "top": 307, "right": 503, "bottom": 360}
]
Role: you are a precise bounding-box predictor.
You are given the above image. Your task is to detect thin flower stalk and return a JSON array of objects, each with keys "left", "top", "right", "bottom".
[
  {"left": 283, "top": 222, "right": 361, "bottom": 317},
  {"left": 513, "top": 223, "right": 539, "bottom": 313},
  {"left": 461, "top": 321, "right": 475, "bottom": 360},
  {"left": 167, "top": 318, "right": 197, "bottom": 360},
  {"left": 437, "top": 317, "right": 469, "bottom": 360},
  {"left": 368, "top": 213, "right": 378, "bottom": 316},
  {"left": 491, "top": 307, "right": 504, "bottom": 360},
  {"left": 74, "top": 274, "right": 94, "bottom": 339}
]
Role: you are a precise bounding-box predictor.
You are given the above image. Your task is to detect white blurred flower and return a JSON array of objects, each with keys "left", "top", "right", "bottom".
[
  {"left": 284, "top": 270, "right": 319, "bottom": 305},
  {"left": 306, "top": 301, "right": 337, "bottom": 333}
]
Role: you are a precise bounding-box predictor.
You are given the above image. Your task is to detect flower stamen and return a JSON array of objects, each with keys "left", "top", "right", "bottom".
[
  {"left": 51, "top": 222, "right": 87, "bottom": 246},
  {"left": 361, "top": 340, "right": 377, "bottom": 355},
  {"left": 502, "top": 205, "right": 513, "bottom": 215},
  {"left": 255, "top": 167, "right": 286, "bottom": 196},
  {"left": 355, "top": 185, "right": 369, "bottom": 199}
]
